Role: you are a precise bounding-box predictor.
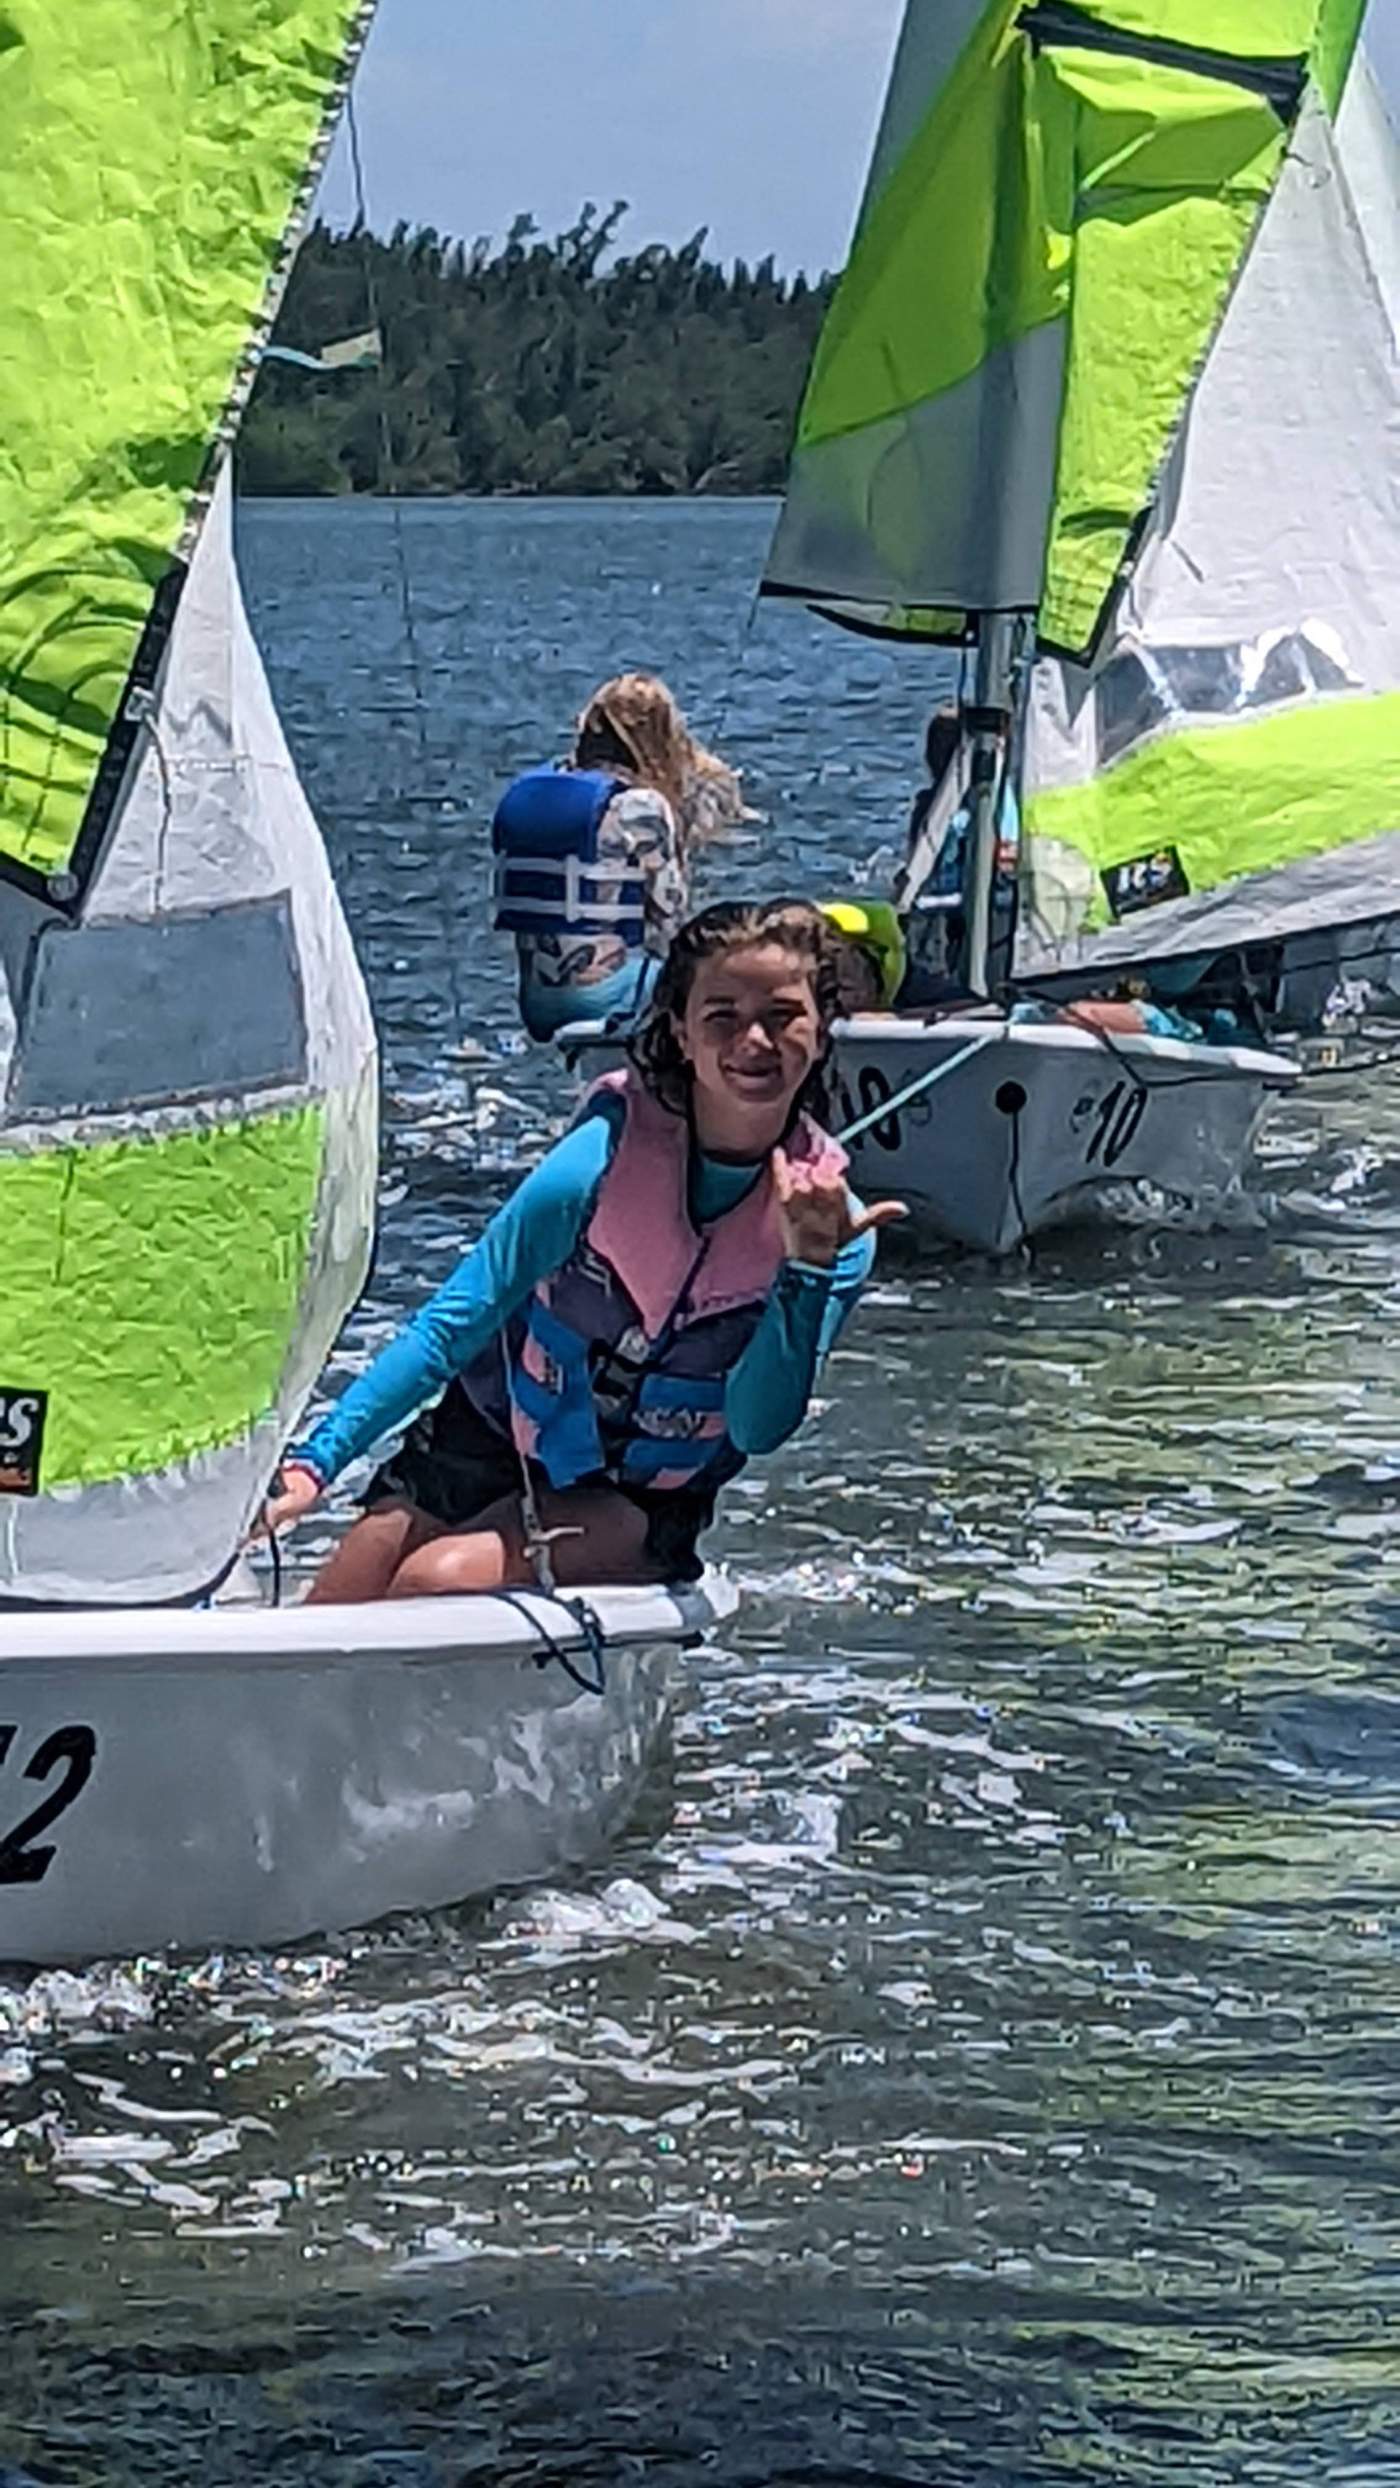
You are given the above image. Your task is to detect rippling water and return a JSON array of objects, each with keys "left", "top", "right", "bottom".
[{"left": 6, "top": 502, "right": 1400, "bottom": 2483}]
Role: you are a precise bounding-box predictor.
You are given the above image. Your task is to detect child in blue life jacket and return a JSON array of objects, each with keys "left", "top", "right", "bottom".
[
  {"left": 263, "top": 900, "right": 906, "bottom": 1601},
  {"left": 493, "top": 672, "right": 750, "bottom": 1041}
]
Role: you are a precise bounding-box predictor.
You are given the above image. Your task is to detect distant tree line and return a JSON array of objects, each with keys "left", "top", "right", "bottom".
[{"left": 239, "top": 206, "right": 833, "bottom": 497}]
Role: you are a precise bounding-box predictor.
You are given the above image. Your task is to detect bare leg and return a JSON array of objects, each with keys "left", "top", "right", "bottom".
[
  {"left": 385, "top": 1484, "right": 666, "bottom": 1600},
  {"left": 304, "top": 1498, "right": 446, "bottom": 1605}
]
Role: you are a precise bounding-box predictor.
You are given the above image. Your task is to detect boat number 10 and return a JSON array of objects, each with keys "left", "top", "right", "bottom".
[
  {"left": 1082, "top": 1080, "right": 1148, "bottom": 1168},
  {"left": 0, "top": 1725, "right": 97, "bottom": 1884}
]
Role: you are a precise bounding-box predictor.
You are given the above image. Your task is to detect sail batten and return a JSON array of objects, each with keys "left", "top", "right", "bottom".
[{"left": 1018, "top": 5, "right": 1308, "bottom": 109}]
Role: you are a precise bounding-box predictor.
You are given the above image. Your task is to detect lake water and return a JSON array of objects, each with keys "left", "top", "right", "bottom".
[{"left": 5, "top": 499, "right": 1400, "bottom": 2484}]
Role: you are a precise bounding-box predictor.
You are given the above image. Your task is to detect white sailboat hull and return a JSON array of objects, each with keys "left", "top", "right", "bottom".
[
  {"left": 0, "top": 1575, "right": 735, "bottom": 1965},
  {"left": 828, "top": 1016, "right": 1298, "bottom": 1253},
  {"left": 562, "top": 1016, "right": 1297, "bottom": 1256}
]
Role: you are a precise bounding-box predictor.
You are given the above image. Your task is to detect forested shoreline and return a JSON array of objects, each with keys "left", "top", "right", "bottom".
[{"left": 240, "top": 209, "right": 832, "bottom": 497}]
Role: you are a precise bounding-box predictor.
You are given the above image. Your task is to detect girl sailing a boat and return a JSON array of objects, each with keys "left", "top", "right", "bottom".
[
  {"left": 263, "top": 901, "right": 905, "bottom": 1600},
  {"left": 492, "top": 672, "right": 749, "bottom": 1040}
]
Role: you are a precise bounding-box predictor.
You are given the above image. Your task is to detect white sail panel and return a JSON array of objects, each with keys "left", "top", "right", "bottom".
[{"left": 1336, "top": 48, "right": 1400, "bottom": 347}]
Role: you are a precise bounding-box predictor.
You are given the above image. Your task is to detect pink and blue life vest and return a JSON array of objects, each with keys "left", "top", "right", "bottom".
[
  {"left": 461, "top": 1070, "right": 848, "bottom": 1495},
  {"left": 492, "top": 765, "right": 644, "bottom": 945}
]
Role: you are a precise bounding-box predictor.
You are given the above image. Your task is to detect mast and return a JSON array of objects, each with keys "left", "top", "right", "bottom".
[{"left": 962, "top": 616, "right": 1017, "bottom": 1000}]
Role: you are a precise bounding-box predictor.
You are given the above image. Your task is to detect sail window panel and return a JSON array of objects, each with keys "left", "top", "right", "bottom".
[
  {"left": 0, "top": 2, "right": 369, "bottom": 897},
  {"left": 7, "top": 897, "right": 308, "bottom": 1119},
  {"left": 1252, "top": 629, "right": 1356, "bottom": 705},
  {"left": 1095, "top": 652, "right": 1171, "bottom": 767},
  {"left": 1092, "top": 631, "right": 1364, "bottom": 770}
]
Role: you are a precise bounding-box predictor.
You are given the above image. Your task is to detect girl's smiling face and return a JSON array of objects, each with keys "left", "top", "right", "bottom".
[{"left": 675, "top": 941, "right": 825, "bottom": 1154}]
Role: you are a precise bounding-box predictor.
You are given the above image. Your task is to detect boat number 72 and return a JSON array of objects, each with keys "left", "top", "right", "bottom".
[{"left": 0, "top": 1726, "right": 98, "bottom": 1885}]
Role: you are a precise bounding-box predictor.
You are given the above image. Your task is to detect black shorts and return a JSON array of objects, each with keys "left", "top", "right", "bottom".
[{"left": 366, "top": 1383, "right": 710, "bottom": 1583}]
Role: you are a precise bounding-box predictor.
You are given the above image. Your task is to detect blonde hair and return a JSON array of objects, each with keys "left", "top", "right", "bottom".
[{"left": 574, "top": 672, "right": 749, "bottom": 852}]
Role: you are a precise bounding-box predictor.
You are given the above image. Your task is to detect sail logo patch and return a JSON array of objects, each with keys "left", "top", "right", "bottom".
[
  {"left": 1103, "top": 848, "right": 1189, "bottom": 918},
  {"left": 0, "top": 1390, "right": 48, "bottom": 1496}
]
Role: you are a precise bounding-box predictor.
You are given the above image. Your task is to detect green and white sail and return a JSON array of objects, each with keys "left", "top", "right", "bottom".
[
  {"left": 0, "top": 3, "right": 378, "bottom": 1604},
  {"left": 1017, "top": 37, "right": 1400, "bottom": 982},
  {"left": 764, "top": 2, "right": 1363, "bottom": 649},
  {"left": 762, "top": 0, "right": 1397, "bottom": 994}
]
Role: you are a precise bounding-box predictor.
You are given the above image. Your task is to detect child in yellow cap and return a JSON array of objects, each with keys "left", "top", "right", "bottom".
[{"left": 817, "top": 900, "right": 907, "bottom": 1014}]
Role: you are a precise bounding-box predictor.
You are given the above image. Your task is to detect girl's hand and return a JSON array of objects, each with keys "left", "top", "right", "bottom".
[
  {"left": 774, "top": 1152, "right": 907, "bottom": 1267},
  {"left": 256, "top": 1461, "right": 323, "bottom": 1539}
]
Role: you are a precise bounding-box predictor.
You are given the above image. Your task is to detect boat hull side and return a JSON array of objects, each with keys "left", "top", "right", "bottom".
[
  {"left": 0, "top": 1634, "right": 677, "bottom": 1964},
  {"left": 829, "top": 1019, "right": 1295, "bottom": 1252}
]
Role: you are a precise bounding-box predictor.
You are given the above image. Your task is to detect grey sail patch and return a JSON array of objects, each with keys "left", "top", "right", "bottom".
[
  {"left": 861, "top": 0, "right": 997, "bottom": 214},
  {"left": 762, "top": 324, "right": 1066, "bottom": 621},
  {"left": 9, "top": 895, "right": 308, "bottom": 1118}
]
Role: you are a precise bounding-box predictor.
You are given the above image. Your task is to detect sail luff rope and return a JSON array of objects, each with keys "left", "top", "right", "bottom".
[
  {"left": 343, "top": 99, "right": 595, "bottom": 1617},
  {"left": 344, "top": 91, "right": 477, "bottom": 1053},
  {"left": 345, "top": 94, "right": 426, "bottom": 758}
]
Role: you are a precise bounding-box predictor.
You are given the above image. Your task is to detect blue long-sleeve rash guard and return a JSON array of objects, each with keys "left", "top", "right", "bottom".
[{"left": 295, "top": 1091, "right": 874, "bottom": 1487}]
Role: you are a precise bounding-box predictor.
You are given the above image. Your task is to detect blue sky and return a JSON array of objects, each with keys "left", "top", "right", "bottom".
[{"left": 318, "top": 1, "right": 1400, "bottom": 273}]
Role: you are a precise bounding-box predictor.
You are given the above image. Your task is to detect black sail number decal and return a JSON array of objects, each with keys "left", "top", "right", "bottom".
[
  {"left": 0, "top": 1725, "right": 98, "bottom": 1885},
  {"left": 1084, "top": 1080, "right": 1148, "bottom": 1169},
  {"left": 853, "top": 1065, "right": 903, "bottom": 1154}
]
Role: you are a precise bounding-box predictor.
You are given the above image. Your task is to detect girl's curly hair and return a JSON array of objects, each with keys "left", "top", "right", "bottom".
[{"left": 629, "top": 899, "right": 842, "bottom": 1121}]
